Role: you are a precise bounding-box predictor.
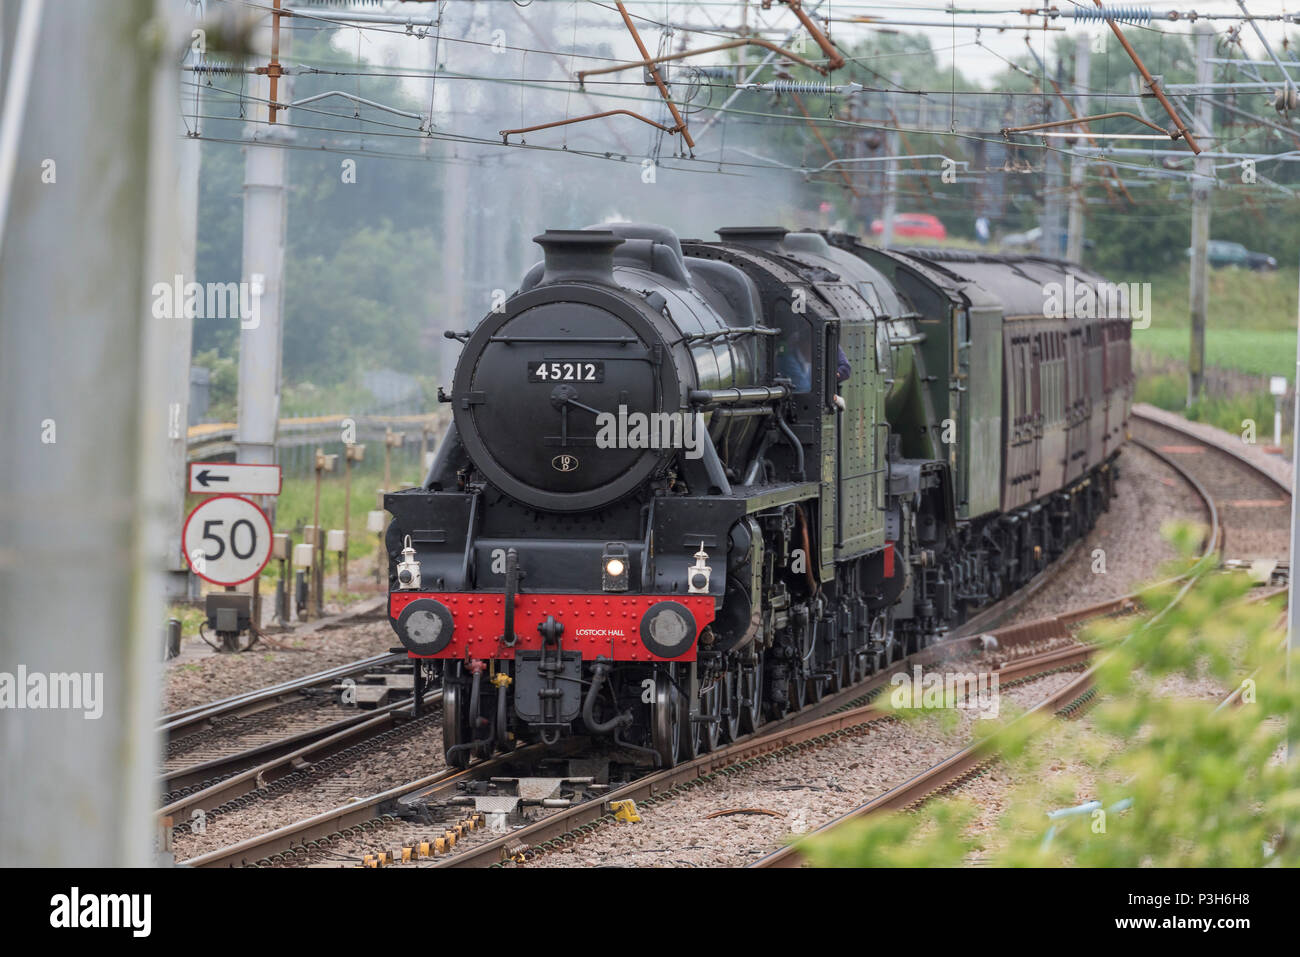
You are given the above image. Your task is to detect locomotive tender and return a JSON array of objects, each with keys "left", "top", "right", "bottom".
[{"left": 385, "top": 223, "right": 1133, "bottom": 768}]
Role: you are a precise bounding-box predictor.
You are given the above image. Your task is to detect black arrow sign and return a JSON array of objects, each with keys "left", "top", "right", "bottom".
[{"left": 195, "top": 469, "right": 230, "bottom": 488}]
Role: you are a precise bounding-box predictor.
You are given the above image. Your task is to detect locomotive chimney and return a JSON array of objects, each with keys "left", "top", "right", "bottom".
[{"left": 533, "top": 229, "right": 625, "bottom": 286}]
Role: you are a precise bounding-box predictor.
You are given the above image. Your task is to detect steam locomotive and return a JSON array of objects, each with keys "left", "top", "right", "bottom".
[{"left": 385, "top": 223, "right": 1133, "bottom": 768}]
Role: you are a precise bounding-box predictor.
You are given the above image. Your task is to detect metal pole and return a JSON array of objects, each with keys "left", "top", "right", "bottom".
[
  {"left": 236, "top": 7, "right": 290, "bottom": 476},
  {"left": 342, "top": 446, "right": 353, "bottom": 591},
  {"left": 0, "top": 0, "right": 182, "bottom": 866},
  {"left": 880, "top": 73, "right": 900, "bottom": 248},
  {"left": 439, "top": 155, "right": 468, "bottom": 388},
  {"left": 1188, "top": 27, "right": 1213, "bottom": 405},
  {"left": 161, "top": 21, "right": 203, "bottom": 603},
  {"left": 1039, "top": 58, "right": 1064, "bottom": 258},
  {"left": 312, "top": 449, "right": 324, "bottom": 617},
  {"left": 384, "top": 427, "right": 393, "bottom": 492},
  {"left": 1065, "top": 33, "right": 1090, "bottom": 263},
  {"left": 1288, "top": 253, "right": 1300, "bottom": 764}
]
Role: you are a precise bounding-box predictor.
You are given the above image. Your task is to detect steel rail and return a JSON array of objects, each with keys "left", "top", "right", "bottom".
[
  {"left": 179, "top": 628, "right": 1084, "bottom": 869},
  {"left": 753, "top": 585, "right": 1285, "bottom": 868},
  {"left": 161, "top": 688, "right": 442, "bottom": 799},
  {"left": 160, "top": 652, "right": 406, "bottom": 738},
  {"left": 751, "top": 662, "right": 1099, "bottom": 867},
  {"left": 184, "top": 411, "right": 1278, "bottom": 869},
  {"left": 180, "top": 740, "right": 570, "bottom": 868},
  {"left": 1129, "top": 407, "right": 1292, "bottom": 499},
  {"left": 753, "top": 411, "right": 1283, "bottom": 867},
  {"left": 441, "top": 641, "right": 1102, "bottom": 869}
]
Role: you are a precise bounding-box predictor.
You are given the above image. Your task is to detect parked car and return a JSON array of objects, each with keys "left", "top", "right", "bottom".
[
  {"left": 1186, "top": 240, "right": 1278, "bottom": 271},
  {"left": 870, "top": 212, "right": 947, "bottom": 241}
]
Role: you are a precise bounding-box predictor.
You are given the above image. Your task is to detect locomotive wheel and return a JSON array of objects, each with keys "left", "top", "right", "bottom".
[
  {"left": 678, "top": 670, "right": 701, "bottom": 763},
  {"left": 442, "top": 676, "right": 472, "bottom": 770},
  {"left": 699, "top": 679, "right": 721, "bottom": 753},
  {"left": 828, "top": 655, "right": 844, "bottom": 694},
  {"left": 847, "top": 649, "right": 862, "bottom": 686},
  {"left": 739, "top": 652, "right": 764, "bottom": 734},
  {"left": 805, "top": 668, "right": 825, "bottom": 704},
  {"left": 879, "top": 633, "right": 896, "bottom": 669},
  {"left": 721, "top": 659, "right": 742, "bottom": 743},
  {"left": 787, "top": 658, "right": 808, "bottom": 714},
  {"left": 651, "top": 671, "right": 681, "bottom": 768}
]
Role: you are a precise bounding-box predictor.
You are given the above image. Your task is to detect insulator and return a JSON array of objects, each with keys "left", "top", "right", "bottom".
[
  {"left": 293, "top": 0, "right": 389, "bottom": 7},
  {"left": 1068, "top": 5, "right": 1152, "bottom": 24},
  {"left": 762, "top": 80, "right": 833, "bottom": 95},
  {"left": 191, "top": 57, "right": 244, "bottom": 77}
]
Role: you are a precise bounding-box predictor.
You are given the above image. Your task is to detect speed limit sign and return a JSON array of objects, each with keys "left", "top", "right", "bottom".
[{"left": 182, "top": 495, "right": 273, "bottom": 586}]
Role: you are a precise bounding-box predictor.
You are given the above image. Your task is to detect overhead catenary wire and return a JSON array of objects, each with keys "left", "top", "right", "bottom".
[{"left": 185, "top": 0, "right": 1300, "bottom": 202}]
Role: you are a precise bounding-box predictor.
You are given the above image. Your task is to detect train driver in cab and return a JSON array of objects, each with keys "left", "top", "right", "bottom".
[{"left": 777, "top": 336, "right": 851, "bottom": 404}]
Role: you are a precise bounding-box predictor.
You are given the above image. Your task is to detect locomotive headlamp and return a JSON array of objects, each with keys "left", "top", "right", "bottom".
[
  {"left": 396, "top": 535, "right": 422, "bottom": 590},
  {"left": 602, "top": 542, "right": 629, "bottom": 592},
  {"left": 687, "top": 542, "right": 712, "bottom": 594},
  {"left": 395, "top": 598, "right": 454, "bottom": 656},
  {"left": 639, "top": 601, "right": 698, "bottom": 658}
]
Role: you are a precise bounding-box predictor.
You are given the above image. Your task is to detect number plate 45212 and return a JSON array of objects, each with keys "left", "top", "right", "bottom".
[{"left": 527, "top": 360, "right": 604, "bottom": 383}]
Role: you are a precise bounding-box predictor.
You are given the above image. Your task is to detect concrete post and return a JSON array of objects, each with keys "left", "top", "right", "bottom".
[
  {"left": 0, "top": 0, "right": 183, "bottom": 866},
  {"left": 880, "top": 73, "right": 900, "bottom": 248},
  {"left": 236, "top": 9, "right": 290, "bottom": 475},
  {"left": 1065, "top": 34, "right": 1090, "bottom": 263},
  {"left": 1188, "top": 27, "right": 1214, "bottom": 405}
]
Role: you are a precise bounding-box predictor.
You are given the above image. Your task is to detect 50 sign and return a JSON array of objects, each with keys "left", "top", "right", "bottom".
[{"left": 182, "top": 495, "right": 273, "bottom": 586}]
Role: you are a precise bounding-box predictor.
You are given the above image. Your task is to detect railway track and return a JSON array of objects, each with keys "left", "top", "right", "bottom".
[
  {"left": 161, "top": 653, "right": 404, "bottom": 741},
  {"left": 160, "top": 689, "right": 443, "bottom": 819},
  {"left": 172, "top": 476, "right": 1097, "bottom": 866},
  {"left": 1128, "top": 407, "right": 1290, "bottom": 570},
  {"left": 160, "top": 653, "right": 441, "bottom": 802},
  {"left": 176, "top": 410, "right": 1286, "bottom": 868},
  {"left": 751, "top": 407, "right": 1290, "bottom": 867},
  {"left": 177, "top": 624, "right": 1097, "bottom": 868}
]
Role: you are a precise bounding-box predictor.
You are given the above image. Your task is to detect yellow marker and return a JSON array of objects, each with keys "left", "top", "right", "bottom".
[
  {"left": 491, "top": 672, "right": 513, "bottom": 689},
  {"left": 418, "top": 841, "right": 432, "bottom": 858},
  {"left": 401, "top": 846, "right": 413, "bottom": 863},
  {"left": 611, "top": 800, "right": 642, "bottom": 823}
]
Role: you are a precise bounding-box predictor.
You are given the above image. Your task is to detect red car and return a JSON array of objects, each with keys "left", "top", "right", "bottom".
[{"left": 870, "top": 212, "right": 947, "bottom": 241}]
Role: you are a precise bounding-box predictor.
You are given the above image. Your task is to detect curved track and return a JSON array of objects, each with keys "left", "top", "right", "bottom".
[
  {"left": 753, "top": 408, "right": 1288, "bottom": 866},
  {"left": 177, "top": 411, "right": 1290, "bottom": 868}
]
